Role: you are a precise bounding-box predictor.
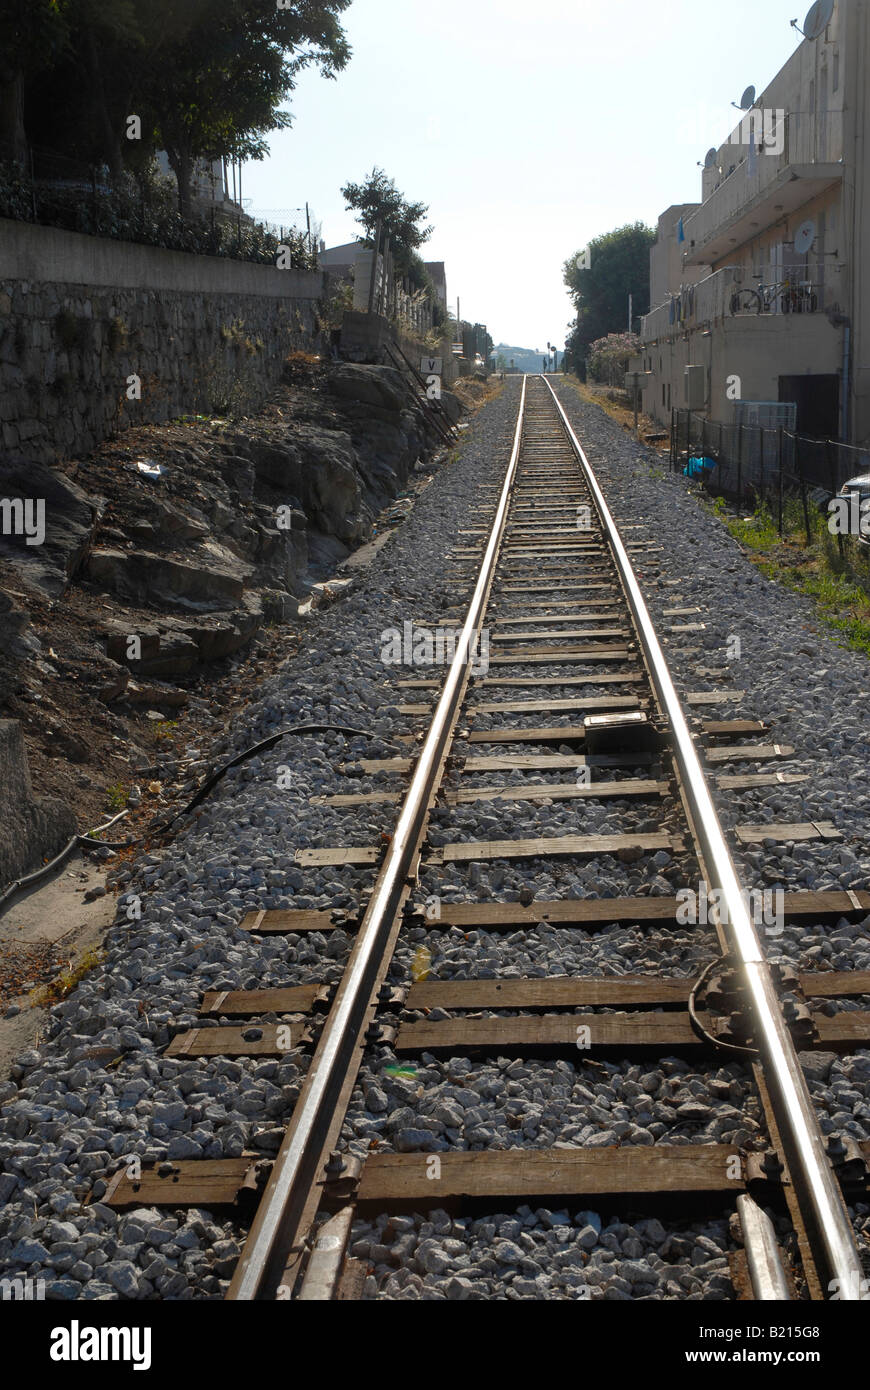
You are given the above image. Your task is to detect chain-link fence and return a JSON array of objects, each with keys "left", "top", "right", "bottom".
[
  {"left": 671, "top": 408, "right": 870, "bottom": 539},
  {"left": 0, "top": 143, "right": 317, "bottom": 271}
]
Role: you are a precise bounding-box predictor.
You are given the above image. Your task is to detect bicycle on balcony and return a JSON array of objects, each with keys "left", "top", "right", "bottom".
[{"left": 730, "top": 278, "right": 819, "bottom": 316}]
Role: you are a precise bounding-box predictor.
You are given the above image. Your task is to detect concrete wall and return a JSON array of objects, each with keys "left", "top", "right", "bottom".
[
  {"left": 638, "top": 314, "right": 842, "bottom": 426},
  {"left": 0, "top": 219, "right": 327, "bottom": 463},
  {"left": 640, "top": 0, "right": 869, "bottom": 446},
  {"left": 843, "top": 0, "right": 870, "bottom": 446},
  {"left": 650, "top": 204, "right": 703, "bottom": 305}
]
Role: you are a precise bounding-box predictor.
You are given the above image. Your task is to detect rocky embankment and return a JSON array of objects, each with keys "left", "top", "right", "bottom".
[{"left": 0, "top": 355, "right": 460, "bottom": 869}]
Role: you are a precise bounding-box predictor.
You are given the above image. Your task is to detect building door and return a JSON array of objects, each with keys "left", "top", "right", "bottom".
[{"left": 778, "top": 375, "right": 840, "bottom": 439}]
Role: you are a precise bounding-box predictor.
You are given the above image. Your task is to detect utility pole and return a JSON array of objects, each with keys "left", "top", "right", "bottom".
[
  {"left": 368, "top": 219, "right": 383, "bottom": 316},
  {"left": 628, "top": 294, "right": 633, "bottom": 334}
]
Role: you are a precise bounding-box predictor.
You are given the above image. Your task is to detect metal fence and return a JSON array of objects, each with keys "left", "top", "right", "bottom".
[
  {"left": 0, "top": 141, "right": 317, "bottom": 270},
  {"left": 671, "top": 408, "right": 870, "bottom": 534}
]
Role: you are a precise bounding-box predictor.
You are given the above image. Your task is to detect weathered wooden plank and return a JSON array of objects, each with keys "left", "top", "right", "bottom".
[
  {"left": 495, "top": 583, "right": 615, "bottom": 595},
  {"left": 356, "top": 1146, "right": 743, "bottom": 1204},
  {"left": 499, "top": 572, "right": 612, "bottom": 583},
  {"left": 444, "top": 779, "right": 668, "bottom": 807},
  {"left": 396, "top": 1012, "right": 704, "bottom": 1053},
  {"left": 200, "top": 986, "right": 327, "bottom": 1017},
  {"left": 703, "top": 720, "right": 768, "bottom": 737},
  {"left": 429, "top": 833, "right": 683, "bottom": 866},
  {"left": 462, "top": 753, "right": 654, "bottom": 772},
  {"left": 406, "top": 976, "right": 692, "bottom": 1010},
  {"left": 704, "top": 744, "right": 795, "bottom": 764},
  {"left": 413, "top": 891, "right": 870, "bottom": 930},
  {"left": 716, "top": 772, "right": 808, "bottom": 790},
  {"left": 296, "top": 846, "right": 381, "bottom": 867},
  {"left": 314, "top": 791, "right": 403, "bottom": 807},
  {"left": 397, "top": 1011, "right": 870, "bottom": 1056},
  {"left": 492, "top": 610, "right": 620, "bottom": 625},
  {"left": 103, "top": 1157, "right": 262, "bottom": 1210},
  {"left": 492, "top": 600, "right": 620, "bottom": 613},
  {"left": 466, "top": 724, "right": 592, "bottom": 746},
  {"left": 476, "top": 674, "right": 644, "bottom": 690},
  {"left": 493, "top": 628, "right": 629, "bottom": 643},
  {"left": 355, "top": 758, "right": 413, "bottom": 774},
  {"left": 814, "top": 1013, "right": 870, "bottom": 1048},
  {"left": 799, "top": 972, "right": 870, "bottom": 999},
  {"left": 395, "top": 675, "right": 640, "bottom": 692},
  {"left": 471, "top": 697, "right": 643, "bottom": 716},
  {"left": 488, "top": 648, "right": 634, "bottom": 666},
  {"left": 240, "top": 909, "right": 340, "bottom": 934},
  {"left": 685, "top": 691, "right": 745, "bottom": 706},
  {"left": 735, "top": 822, "right": 841, "bottom": 845},
  {"left": 165, "top": 1023, "right": 306, "bottom": 1058}
]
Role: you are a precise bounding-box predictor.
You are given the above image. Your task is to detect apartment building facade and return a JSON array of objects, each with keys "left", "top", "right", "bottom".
[{"left": 637, "top": 0, "right": 870, "bottom": 449}]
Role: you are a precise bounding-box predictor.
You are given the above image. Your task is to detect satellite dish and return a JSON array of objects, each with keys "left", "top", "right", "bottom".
[
  {"left": 794, "top": 219, "right": 817, "bottom": 255},
  {"left": 740, "top": 85, "right": 757, "bottom": 110},
  {"left": 802, "top": 0, "right": 834, "bottom": 41},
  {"left": 704, "top": 148, "right": 718, "bottom": 169}
]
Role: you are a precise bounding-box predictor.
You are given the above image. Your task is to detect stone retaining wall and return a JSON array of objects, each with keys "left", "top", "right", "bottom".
[{"left": 0, "top": 219, "right": 328, "bottom": 463}]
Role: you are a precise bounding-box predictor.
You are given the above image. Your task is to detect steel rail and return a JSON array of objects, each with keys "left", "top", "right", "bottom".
[
  {"left": 227, "top": 377, "right": 530, "bottom": 1299},
  {"left": 542, "top": 374, "right": 865, "bottom": 1300},
  {"left": 737, "top": 1195, "right": 793, "bottom": 1301}
]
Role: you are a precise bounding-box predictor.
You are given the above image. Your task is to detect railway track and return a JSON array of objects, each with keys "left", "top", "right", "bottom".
[{"left": 103, "top": 376, "right": 870, "bottom": 1302}]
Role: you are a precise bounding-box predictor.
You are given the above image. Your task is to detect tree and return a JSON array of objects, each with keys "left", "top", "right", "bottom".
[
  {"left": 0, "top": 0, "right": 68, "bottom": 165},
  {"left": 17, "top": 0, "right": 353, "bottom": 213},
  {"left": 563, "top": 222, "right": 655, "bottom": 360},
  {"left": 586, "top": 332, "right": 642, "bottom": 387},
  {"left": 341, "top": 166, "right": 433, "bottom": 282},
  {"left": 145, "top": 1, "right": 353, "bottom": 215}
]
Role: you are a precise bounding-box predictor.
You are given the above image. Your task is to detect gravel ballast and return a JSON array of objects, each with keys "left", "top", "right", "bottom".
[{"left": 1, "top": 377, "right": 869, "bottom": 1302}]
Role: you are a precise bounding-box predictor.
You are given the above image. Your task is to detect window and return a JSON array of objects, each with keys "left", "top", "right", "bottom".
[{"left": 833, "top": 51, "right": 840, "bottom": 93}]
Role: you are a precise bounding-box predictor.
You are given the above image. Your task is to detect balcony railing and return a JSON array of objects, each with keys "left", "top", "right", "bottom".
[
  {"left": 682, "top": 108, "right": 844, "bottom": 260},
  {"left": 728, "top": 278, "right": 827, "bottom": 317},
  {"left": 642, "top": 267, "right": 740, "bottom": 341}
]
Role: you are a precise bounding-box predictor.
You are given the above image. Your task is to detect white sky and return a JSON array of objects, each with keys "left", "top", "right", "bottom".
[{"left": 243, "top": 0, "right": 811, "bottom": 349}]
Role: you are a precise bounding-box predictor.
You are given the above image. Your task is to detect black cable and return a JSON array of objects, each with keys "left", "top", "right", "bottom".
[
  {"left": 0, "top": 724, "right": 400, "bottom": 917},
  {"left": 688, "top": 954, "right": 759, "bottom": 1057},
  {"left": 153, "top": 723, "right": 402, "bottom": 827}
]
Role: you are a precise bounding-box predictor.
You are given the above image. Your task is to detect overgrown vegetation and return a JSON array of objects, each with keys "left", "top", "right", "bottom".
[
  {"left": 32, "top": 946, "right": 106, "bottom": 1008},
  {"left": 562, "top": 222, "right": 655, "bottom": 375},
  {"left": 104, "top": 782, "right": 127, "bottom": 810},
  {"left": 708, "top": 496, "right": 870, "bottom": 658}
]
